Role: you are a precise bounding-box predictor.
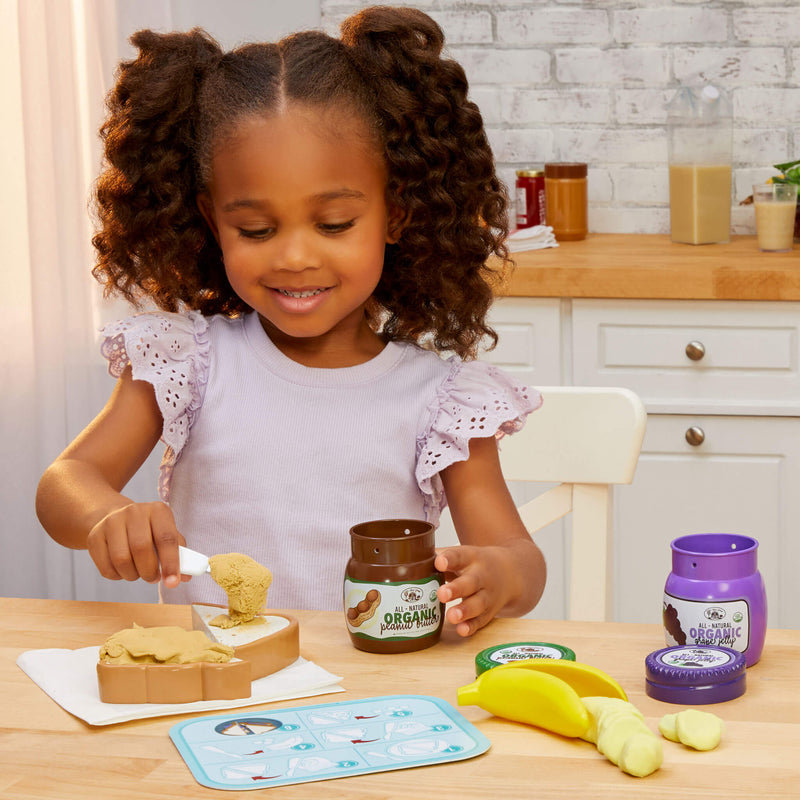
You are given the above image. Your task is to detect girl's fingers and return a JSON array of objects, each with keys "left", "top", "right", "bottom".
[
  {"left": 150, "top": 504, "right": 184, "bottom": 588},
  {"left": 108, "top": 506, "right": 156, "bottom": 582}
]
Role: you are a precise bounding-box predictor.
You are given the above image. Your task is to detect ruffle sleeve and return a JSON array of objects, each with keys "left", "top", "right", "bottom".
[
  {"left": 99, "top": 311, "right": 210, "bottom": 500},
  {"left": 415, "top": 360, "right": 542, "bottom": 526}
]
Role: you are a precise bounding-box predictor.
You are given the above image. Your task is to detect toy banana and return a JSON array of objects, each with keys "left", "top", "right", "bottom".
[
  {"left": 457, "top": 666, "right": 590, "bottom": 738},
  {"left": 490, "top": 659, "right": 627, "bottom": 701},
  {"left": 581, "top": 695, "right": 663, "bottom": 778},
  {"left": 659, "top": 709, "right": 724, "bottom": 751}
]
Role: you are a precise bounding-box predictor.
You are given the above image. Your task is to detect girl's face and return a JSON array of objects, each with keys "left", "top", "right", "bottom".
[{"left": 199, "top": 104, "right": 396, "bottom": 367}]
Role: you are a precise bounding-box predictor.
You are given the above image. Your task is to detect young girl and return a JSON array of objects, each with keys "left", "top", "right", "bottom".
[{"left": 36, "top": 6, "right": 546, "bottom": 637}]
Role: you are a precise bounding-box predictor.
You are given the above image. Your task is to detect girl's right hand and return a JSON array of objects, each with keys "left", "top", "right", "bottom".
[{"left": 87, "top": 501, "right": 186, "bottom": 588}]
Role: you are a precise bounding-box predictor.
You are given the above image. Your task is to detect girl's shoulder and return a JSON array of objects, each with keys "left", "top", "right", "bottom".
[
  {"left": 100, "top": 310, "right": 211, "bottom": 379},
  {"left": 414, "top": 355, "right": 543, "bottom": 523}
]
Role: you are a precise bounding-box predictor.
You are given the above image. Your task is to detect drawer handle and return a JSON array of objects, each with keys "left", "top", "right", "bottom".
[
  {"left": 685, "top": 341, "right": 706, "bottom": 361},
  {"left": 685, "top": 426, "right": 705, "bottom": 446}
]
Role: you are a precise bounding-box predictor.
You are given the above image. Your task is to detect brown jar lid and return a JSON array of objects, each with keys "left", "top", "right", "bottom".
[
  {"left": 544, "top": 162, "right": 588, "bottom": 178},
  {"left": 516, "top": 169, "right": 544, "bottom": 177}
]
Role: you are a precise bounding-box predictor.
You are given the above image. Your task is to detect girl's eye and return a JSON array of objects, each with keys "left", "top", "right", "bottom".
[
  {"left": 318, "top": 220, "right": 356, "bottom": 234},
  {"left": 238, "top": 228, "right": 274, "bottom": 240}
]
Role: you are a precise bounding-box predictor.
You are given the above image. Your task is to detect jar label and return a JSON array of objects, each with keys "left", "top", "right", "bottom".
[
  {"left": 489, "top": 645, "right": 565, "bottom": 664},
  {"left": 657, "top": 646, "right": 734, "bottom": 669},
  {"left": 344, "top": 577, "right": 442, "bottom": 641},
  {"left": 663, "top": 592, "right": 750, "bottom": 652}
]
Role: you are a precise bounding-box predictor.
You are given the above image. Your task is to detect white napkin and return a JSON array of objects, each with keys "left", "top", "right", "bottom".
[
  {"left": 17, "top": 646, "right": 344, "bottom": 727},
  {"left": 506, "top": 225, "right": 559, "bottom": 252}
]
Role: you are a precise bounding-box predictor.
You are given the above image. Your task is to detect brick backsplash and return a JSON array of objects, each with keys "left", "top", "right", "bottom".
[{"left": 322, "top": 0, "right": 800, "bottom": 235}]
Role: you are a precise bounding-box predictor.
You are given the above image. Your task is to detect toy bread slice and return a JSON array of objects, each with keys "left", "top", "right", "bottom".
[
  {"left": 191, "top": 604, "right": 300, "bottom": 680},
  {"left": 97, "top": 658, "right": 251, "bottom": 704}
]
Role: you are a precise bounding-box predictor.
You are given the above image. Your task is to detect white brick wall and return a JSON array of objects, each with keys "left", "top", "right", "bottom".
[{"left": 323, "top": 1, "right": 800, "bottom": 234}]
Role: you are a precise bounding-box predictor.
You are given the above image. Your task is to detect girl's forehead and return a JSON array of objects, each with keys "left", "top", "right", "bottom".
[
  {"left": 208, "top": 104, "right": 386, "bottom": 198},
  {"left": 224, "top": 104, "right": 380, "bottom": 165}
]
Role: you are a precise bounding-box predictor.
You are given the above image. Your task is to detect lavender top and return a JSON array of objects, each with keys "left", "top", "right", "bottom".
[{"left": 100, "top": 311, "right": 541, "bottom": 610}]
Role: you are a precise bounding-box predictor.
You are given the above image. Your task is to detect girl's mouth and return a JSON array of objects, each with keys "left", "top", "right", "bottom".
[
  {"left": 271, "top": 286, "right": 332, "bottom": 313},
  {"left": 276, "top": 288, "right": 327, "bottom": 298}
]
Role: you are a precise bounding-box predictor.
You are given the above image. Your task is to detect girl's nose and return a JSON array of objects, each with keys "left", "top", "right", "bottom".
[{"left": 272, "top": 228, "right": 321, "bottom": 272}]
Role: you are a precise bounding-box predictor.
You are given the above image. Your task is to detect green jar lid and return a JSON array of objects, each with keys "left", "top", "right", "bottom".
[{"left": 475, "top": 642, "right": 576, "bottom": 675}]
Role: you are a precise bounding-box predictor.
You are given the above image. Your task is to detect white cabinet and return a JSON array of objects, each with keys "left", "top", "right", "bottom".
[{"left": 488, "top": 296, "right": 800, "bottom": 629}]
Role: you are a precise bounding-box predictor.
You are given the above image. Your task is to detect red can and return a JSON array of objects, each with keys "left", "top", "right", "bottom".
[{"left": 515, "top": 169, "right": 546, "bottom": 229}]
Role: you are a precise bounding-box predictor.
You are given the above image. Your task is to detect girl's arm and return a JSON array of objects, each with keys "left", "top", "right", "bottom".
[
  {"left": 437, "top": 435, "right": 547, "bottom": 637},
  {"left": 35, "top": 366, "right": 184, "bottom": 587}
]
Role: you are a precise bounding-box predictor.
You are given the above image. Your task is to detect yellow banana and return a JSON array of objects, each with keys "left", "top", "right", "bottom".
[
  {"left": 457, "top": 666, "right": 590, "bottom": 738},
  {"left": 490, "top": 659, "right": 627, "bottom": 701}
]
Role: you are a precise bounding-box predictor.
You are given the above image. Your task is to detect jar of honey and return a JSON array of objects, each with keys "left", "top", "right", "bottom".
[
  {"left": 544, "top": 162, "right": 588, "bottom": 241},
  {"left": 344, "top": 519, "right": 443, "bottom": 654}
]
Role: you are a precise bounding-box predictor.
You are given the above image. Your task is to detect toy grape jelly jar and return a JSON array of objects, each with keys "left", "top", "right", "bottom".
[
  {"left": 344, "top": 519, "right": 443, "bottom": 654},
  {"left": 663, "top": 533, "right": 767, "bottom": 666}
]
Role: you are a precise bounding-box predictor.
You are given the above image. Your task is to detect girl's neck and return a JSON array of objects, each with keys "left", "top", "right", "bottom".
[{"left": 257, "top": 313, "right": 386, "bottom": 368}]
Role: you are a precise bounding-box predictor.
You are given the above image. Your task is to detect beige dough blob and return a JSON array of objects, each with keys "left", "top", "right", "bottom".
[
  {"left": 209, "top": 552, "right": 273, "bottom": 628},
  {"left": 98, "top": 624, "right": 234, "bottom": 664}
]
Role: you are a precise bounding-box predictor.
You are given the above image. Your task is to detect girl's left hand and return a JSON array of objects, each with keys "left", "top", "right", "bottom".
[{"left": 435, "top": 543, "right": 531, "bottom": 637}]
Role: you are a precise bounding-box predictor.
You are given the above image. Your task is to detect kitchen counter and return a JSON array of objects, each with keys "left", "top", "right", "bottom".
[{"left": 499, "top": 234, "right": 800, "bottom": 301}]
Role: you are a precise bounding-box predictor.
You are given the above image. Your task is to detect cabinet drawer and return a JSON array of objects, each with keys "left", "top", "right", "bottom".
[{"left": 572, "top": 299, "right": 800, "bottom": 414}]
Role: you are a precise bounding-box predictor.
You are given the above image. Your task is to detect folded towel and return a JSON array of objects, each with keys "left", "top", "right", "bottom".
[
  {"left": 506, "top": 225, "right": 559, "bottom": 253},
  {"left": 17, "top": 646, "right": 343, "bottom": 726}
]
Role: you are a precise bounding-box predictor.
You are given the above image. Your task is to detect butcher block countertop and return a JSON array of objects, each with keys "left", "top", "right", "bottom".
[{"left": 498, "top": 234, "right": 800, "bottom": 301}]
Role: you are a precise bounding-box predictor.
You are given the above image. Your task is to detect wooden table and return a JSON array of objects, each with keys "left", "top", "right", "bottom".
[
  {"left": 2, "top": 598, "right": 799, "bottom": 798},
  {"left": 497, "top": 233, "right": 800, "bottom": 301}
]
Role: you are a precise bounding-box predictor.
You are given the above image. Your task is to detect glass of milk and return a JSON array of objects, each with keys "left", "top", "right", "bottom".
[{"left": 753, "top": 183, "right": 798, "bottom": 253}]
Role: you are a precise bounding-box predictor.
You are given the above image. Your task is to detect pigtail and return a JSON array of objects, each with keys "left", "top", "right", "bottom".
[
  {"left": 92, "top": 29, "right": 242, "bottom": 315},
  {"left": 342, "top": 7, "right": 508, "bottom": 358}
]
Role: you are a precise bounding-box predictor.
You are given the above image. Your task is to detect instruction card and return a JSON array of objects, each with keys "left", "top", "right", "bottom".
[{"left": 170, "top": 694, "right": 490, "bottom": 790}]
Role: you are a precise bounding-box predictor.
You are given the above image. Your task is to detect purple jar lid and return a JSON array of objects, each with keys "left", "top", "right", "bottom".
[{"left": 645, "top": 645, "right": 746, "bottom": 704}]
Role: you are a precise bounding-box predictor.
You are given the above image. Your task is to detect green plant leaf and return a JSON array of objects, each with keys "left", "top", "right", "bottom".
[{"left": 774, "top": 159, "right": 800, "bottom": 173}]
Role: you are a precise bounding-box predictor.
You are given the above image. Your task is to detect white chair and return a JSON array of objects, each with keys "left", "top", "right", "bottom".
[{"left": 437, "top": 386, "right": 646, "bottom": 622}]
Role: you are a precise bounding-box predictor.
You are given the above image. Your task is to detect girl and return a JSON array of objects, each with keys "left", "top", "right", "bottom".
[{"left": 36, "top": 6, "right": 546, "bottom": 637}]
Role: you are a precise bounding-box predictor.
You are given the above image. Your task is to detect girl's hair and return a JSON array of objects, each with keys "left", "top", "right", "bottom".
[{"left": 93, "top": 6, "right": 508, "bottom": 357}]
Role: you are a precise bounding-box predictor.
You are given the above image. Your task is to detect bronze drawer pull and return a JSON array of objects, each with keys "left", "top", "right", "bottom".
[
  {"left": 685, "top": 426, "right": 705, "bottom": 446},
  {"left": 685, "top": 341, "right": 706, "bottom": 361}
]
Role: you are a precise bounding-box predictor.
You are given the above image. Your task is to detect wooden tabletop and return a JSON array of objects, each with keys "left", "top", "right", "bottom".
[
  {"left": 2, "top": 597, "right": 799, "bottom": 798},
  {"left": 499, "top": 233, "right": 800, "bottom": 301}
]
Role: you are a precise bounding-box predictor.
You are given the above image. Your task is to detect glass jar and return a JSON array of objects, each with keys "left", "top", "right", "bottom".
[
  {"left": 344, "top": 519, "right": 443, "bottom": 654},
  {"left": 544, "top": 162, "right": 588, "bottom": 241},
  {"left": 663, "top": 533, "right": 767, "bottom": 667},
  {"left": 515, "top": 169, "right": 546, "bottom": 229}
]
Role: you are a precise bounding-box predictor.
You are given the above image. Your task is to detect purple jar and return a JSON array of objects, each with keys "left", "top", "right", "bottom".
[{"left": 663, "top": 533, "right": 767, "bottom": 667}]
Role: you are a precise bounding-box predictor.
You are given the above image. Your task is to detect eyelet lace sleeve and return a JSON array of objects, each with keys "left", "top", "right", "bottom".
[
  {"left": 415, "top": 360, "right": 542, "bottom": 526},
  {"left": 99, "top": 311, "right": 210, "bottom": 500}
]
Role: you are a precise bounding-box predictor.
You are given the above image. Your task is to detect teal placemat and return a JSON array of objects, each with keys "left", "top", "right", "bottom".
[{"left": 169, "top": 694, "right": 490, "bottom": 790}]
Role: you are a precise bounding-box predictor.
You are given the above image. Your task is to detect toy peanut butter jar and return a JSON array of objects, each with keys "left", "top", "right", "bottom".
[{"left": 344, "top": 519, "right": 443, "bottom": 654}]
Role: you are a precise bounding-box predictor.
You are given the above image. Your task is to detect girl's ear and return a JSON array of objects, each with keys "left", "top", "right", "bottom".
[
  {"left": 386, "top": 202, "right": 408, "bottom": 244},
  {"left": 197, "top": 193, "right": 221, "bottom": 243}
]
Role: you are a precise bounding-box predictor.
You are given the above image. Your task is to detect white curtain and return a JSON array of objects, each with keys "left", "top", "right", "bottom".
[
  {"left": 1, "top": 0, "right": 159, "bottom": 602},
  {"left": 1, "top": 0, "right": 321, "bottom": 602}
]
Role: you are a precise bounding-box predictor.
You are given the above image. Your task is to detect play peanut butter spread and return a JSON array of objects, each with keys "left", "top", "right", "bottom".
[
  {"left": 98, "top": 625, "right": 234, "bottom": 664},
  {"left": 209, "top": 552, "right": 273, "bottom": 628}
]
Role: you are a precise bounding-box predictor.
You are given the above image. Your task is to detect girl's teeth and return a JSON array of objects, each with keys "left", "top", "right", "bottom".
[{"left": 278, "top": 289, "right": 325, "bottom": 298}]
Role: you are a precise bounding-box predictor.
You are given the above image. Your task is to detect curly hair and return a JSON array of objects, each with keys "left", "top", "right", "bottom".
[{"left": 92, "top": 6, "right": 509, "bottom": 358}]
